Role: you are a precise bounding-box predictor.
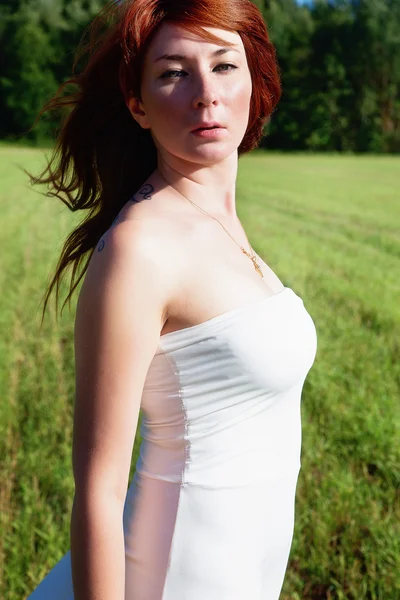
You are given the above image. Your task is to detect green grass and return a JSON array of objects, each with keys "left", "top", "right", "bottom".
[{"left": 1, "top": 145, "right": 399, "bottom": 599}]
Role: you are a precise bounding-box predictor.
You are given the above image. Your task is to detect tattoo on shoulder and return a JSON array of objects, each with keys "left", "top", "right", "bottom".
[
  {"left": 97, "top": 239, "right": 105, "bottom": 252},
  {"left": 130, "top": 183, "right": 154, "bottom": 202}
]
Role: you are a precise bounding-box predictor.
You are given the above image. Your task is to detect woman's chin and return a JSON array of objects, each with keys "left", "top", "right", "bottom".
[
  {"left": 158, "top": 138, "right": 237, "bottom": 165},
  {"left": 183, "top": 142, "right": 237, "bottom": 164}
]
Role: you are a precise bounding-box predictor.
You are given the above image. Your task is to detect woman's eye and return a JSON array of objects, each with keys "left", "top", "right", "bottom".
[
  {"left": 216, "top": 64, "right": 238, "bottom": 73},
  {"left": 160, "top": 64, "right": 238, "bottom": 79},
  {"left": 161, "top": 70, "right": 184, "bottom": 79}
]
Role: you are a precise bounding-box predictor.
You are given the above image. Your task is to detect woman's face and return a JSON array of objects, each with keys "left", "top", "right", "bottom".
[{"left": 128, "top": 22, "right": 252, "bottom": 165}]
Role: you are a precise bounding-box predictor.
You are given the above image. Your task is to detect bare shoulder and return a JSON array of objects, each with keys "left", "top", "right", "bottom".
[
  {"left": 80, "top": 216, "right": 177, "bottom": 333},
  {"left": 82, "top": 184, "right": 198, "bottom": 333}
]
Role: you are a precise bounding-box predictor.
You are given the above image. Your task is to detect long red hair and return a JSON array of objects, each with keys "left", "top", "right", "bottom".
[{"left": 27, "top": 0, "right": 282, "bottom": 323}]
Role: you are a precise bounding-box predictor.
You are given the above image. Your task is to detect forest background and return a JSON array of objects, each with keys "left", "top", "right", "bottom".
[{"left": 1, "top": 0, "right": 399, "bottom": 152}]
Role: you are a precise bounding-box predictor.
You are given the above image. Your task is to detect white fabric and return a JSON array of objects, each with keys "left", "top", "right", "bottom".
[{"left": 28, "top": 284, "right": 317, "bottom": 600}]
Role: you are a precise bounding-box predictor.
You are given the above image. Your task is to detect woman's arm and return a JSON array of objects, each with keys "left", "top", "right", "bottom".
[{"left": 70, "top": 219, "right": 171, "bottom": 600}]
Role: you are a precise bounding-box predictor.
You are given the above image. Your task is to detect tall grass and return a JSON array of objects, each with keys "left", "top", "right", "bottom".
[{"left": 1, "top": 145, "right": 399, "bottom": 599}]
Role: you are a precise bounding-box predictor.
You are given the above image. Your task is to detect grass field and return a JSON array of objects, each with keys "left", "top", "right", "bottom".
[{"left": 1, "top": 144, "right": 399, "bottom": 599}]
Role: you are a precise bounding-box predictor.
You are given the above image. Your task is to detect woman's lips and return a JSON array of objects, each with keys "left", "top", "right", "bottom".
[{"left": 191, "top": 126, "right": 227, "bottom": 138}]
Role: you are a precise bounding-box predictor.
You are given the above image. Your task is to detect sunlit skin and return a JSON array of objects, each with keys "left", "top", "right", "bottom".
[
  {"left": 97, "top": 184, "right": 156, "bottom": 251},
  {"left": 126, "top": 23, "right": 253, "bottom": 217}
]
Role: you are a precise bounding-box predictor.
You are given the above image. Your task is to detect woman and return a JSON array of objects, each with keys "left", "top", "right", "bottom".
[{"left": 28, "top": 0, "right": 317, "bottom": 598}]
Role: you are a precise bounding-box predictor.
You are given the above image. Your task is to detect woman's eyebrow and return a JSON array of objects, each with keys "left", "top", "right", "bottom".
[{"left": 153, "top": 47, "right": 240, "bottom": 63}]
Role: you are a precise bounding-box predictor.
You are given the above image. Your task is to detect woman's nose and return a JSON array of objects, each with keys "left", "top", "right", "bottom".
[{"left": 192, "top": 73, "right": 219, "bottom": 108}]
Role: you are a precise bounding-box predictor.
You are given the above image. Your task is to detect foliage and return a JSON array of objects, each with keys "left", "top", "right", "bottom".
[
  {"left": 0, "top": 0, "right": 104, "bottom": 142},
  {"left": 263, "top": 0, "right": 400, "bottom": 152}
]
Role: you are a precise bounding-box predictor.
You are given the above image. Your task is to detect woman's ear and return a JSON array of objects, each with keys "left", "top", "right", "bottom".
[{"left": 126, "top": 95, "right": 150, "bottom": 129}]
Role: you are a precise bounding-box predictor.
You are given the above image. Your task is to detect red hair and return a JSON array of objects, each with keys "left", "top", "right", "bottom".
[{"left": 27, "top": 0, "right": 282, "bottom": 322}]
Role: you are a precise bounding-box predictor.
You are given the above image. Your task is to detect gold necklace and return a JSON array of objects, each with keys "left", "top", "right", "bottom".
[{"left": 160, "top": 174, "right": 264, "bottom": 278}]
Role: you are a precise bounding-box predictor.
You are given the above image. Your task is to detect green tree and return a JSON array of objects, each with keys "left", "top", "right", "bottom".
[
  {"left": 0, "top": 0, "right": 104, "bottom": 142},
  {"left": 1, "top": 2, "right": 58, "bottom": 140},
  {"left": 349, "top": 0, "right": 400, "bottom": 152},
  {"left": 263, "top": 0, "right": 315, "bottom": 150}
]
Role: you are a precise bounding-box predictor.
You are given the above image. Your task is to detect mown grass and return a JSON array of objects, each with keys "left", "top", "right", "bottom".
[{"left": 0, "top": 144, "right": 399, "bottom": 599}]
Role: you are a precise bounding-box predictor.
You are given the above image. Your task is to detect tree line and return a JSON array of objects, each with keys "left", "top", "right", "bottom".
[{"left": 0, "top": 0, "right": 399, "bottom": 152}]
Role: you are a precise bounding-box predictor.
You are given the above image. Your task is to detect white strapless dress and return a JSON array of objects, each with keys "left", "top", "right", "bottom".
[{"left": 27, "top": 275, "right": 317, "bottom": 600}]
